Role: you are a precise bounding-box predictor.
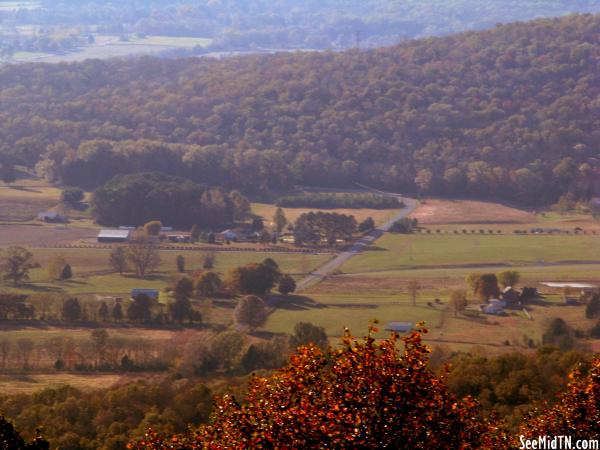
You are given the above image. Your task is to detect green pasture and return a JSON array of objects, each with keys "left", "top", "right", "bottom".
[
  {"left": 342, "top": 233, "right": 600, "bottom": 274},
  {"left": 334, "top": 263, "right": 600, "bottom": 281},
  {"left": 2, "top": 248, "right": 331, "bottom": 296},
  {"left": 263, "top": 301, "right": 443, "bottom": 339}
]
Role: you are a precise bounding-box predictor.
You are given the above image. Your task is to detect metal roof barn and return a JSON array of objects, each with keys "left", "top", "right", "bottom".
[{"left": 97, "top": 229, "right": 132, "bottom": 243}]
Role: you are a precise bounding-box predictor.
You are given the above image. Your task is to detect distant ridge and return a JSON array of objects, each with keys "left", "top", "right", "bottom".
[{"left": 1, "top": 13, "right": 600, "bottom": 205}]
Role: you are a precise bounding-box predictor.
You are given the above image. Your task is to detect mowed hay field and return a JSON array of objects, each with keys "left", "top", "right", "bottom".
[
  {"left": 0, "top": 225, "right": 97, "bottom": 246},
  {"left": 0, "top": 183, "right": 62, "bottom": 222},
  {"left": 0, "top": 373, "right": 126, "bottom": 395},
  {"left": 342, "top": 233, "right": 600, "bottom": 274}
]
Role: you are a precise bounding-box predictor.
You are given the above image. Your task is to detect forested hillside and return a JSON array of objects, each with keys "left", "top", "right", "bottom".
[{"left": 2, "top": 13, "right": 600, "bottom": 204}]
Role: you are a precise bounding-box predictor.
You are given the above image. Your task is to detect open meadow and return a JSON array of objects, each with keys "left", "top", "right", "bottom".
[
  {"left": 263, "top": 198, "right": 600, "bottom": 353},
  {"left": 9, "top": 34, "right": 213, "bottom": 64}
]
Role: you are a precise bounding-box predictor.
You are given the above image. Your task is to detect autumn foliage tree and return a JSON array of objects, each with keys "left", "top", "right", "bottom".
[
  {"left": 0, "top": 414, "right": 48, "bottom": 450},
  {"left": 132, "top": 325, "right": 506, "bottom": 449},
  {"left": 518, "top": 357, "right": 600, "bottom": 442}
]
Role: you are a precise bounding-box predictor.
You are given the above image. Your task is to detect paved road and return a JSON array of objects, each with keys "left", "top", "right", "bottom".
[{"left": 296, "top": 195, "right": 418, "bottom": 292}]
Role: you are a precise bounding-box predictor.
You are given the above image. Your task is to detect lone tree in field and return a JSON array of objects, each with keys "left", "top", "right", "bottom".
[
  {"left": 62, "top": 298, "right": 82, "bottom": 322},
  {"left": 289, "top": 321, "right": 328, "bottom": 351},
  {"left": 47, "top": 255, "right": 70, "bottom": 280},
  {"left": 170, "top": 295, "right": 193, "bottom": 324},
  {"left": 176, "top": 255, "right": 185, "bottom": 273},
  {"left": 273, "top": 207, "right": 287, "bottom": 233},
  {"left": 60, "top": 187, "right": 84, "bottom": 206},
  {"left": 407, "top": 280, "right": 421, "bottom": 306},
  {"left": 144, "top": 220, "right": 163, "bottom": 236},
  {"left": 195, "top": 272, "right": 222, "bottom": 298},
  {"left": 467, "top": 273, "right": 500, "bottom": 301},
  {"left": 202, "top": 252, "right": 216, "bottom": 269},
  {"left": 60, "top": 264, "right": 73, "bottom": 280},
  {"left": 358, "top": 217, "right": 375, "bottom": 232},
  {"left": 449, "top": 290, "right": 468, "bottom": 317},
  {"left": 127, "top": 235, "right": 161, "bottom": 277},
  {"left": 0, "top": 246, "right": 36, "bottom": 286},
  {"left": 226, "top": 262, "right": 278, "bottom": 295},
  {"left": 109, "top": 246, "right": 128, "bottom": 275},
  {"left": 278, "top": 274, "right": 296, "bottom": 295},
  {"left": 498, "top": 270, "right": 520, "bottom": 288},
  {"left": 234, "top": 295, "right": 268, "bottom": 331}
]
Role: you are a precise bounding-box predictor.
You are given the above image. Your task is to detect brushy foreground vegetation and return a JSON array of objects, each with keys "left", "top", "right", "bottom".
[
  {"left": 2, "top": 14, "right": 600, "bottom": 205},
  {"left": 0, "top": 325, "right": 597, "bottom": 449}
]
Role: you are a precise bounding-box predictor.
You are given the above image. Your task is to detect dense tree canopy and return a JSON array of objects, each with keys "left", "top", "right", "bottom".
[
  {"left": 91, "top": 172, "right": 248, "bottom": 227},
  {"left": 2, "top": 14, "right": 600, "bottom": 203}
]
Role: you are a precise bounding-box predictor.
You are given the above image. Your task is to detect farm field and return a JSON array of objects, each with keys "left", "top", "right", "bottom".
[
  {"left": 13, "top": 34, "right": 213, "bottom": 64},
  {"left": 1, "top": 247, "right": 331, "bottom": 296},
  {"left": 342, "top": 233, "right": 600, "bottom": 273},
  {"left": 0, "top": 373, "right": 127, "bottom": 394},
  {"left": 0, "top": 182, "right": 63, "bottom": 222},
  {"left": 251, "top": 202, "right": 403, "bottom": 228},
  {"left": 264, "top": 198, "right": 600, "bottom": 354}
]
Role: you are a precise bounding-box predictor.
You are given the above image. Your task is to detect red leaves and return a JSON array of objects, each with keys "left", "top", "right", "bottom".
[
  {"left": 131, "top": 325, "right": 600, "bottom": 449},
  {"left": 519, "top": 357, "right": 600, "bottom": 441},
  {"left": 131, "top": 326, "right": 508, "bottom": 449}
]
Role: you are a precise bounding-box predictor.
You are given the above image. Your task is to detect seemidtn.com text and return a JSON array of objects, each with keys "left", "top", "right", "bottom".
[{"left": 519, "top": 436, "right": 599, "bottom": 450}]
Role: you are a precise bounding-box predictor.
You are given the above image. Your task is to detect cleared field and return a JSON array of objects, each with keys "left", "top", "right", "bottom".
[
  {"left": 252, "top": 202, "right": 403, "bottom": 228},
  {"left": 0, "top": 373, "right": 126, "bottom": 394},
  {"left": 263, "top": 301, "right": 443, "bottom": 339},
  {"left": 0, "top": 225, "right": 97, "bottom": 246},
  {"left": 0, "top": 325, "right": 177, "bottom": 343},
  {"left": 342, "top": 233, "right": 600, "bottom": 274},
  {"left": 0, "top": 182, "right": 62, "bottom": 221},
  {"left": 411, "top": 199, "right": 535, "bottom": 224},
  {"left": 25, "top": 34, "right": 213, "bottom": 63},
  {"left": 261, "top": 197, "right": 600, "bottom": 353}
]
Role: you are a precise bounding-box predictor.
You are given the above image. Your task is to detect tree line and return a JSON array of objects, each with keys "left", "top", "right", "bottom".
[
  {"left": 276, "top": 192, "right": 402, "bottom": 209},
  {"left": 3, "top": 14, "right": 600, "bottom": 204}
]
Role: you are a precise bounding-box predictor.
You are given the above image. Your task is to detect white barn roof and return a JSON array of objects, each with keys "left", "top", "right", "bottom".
[{"left": 98, "top": 229, "right": 131, "bottom": 239}]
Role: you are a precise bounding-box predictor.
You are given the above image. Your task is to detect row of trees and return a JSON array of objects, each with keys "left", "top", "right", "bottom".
[
  {"left": 276, "top": 192, "right": 402, "bottom": 209},
  {"left": 0, "top": 319, "right": 330, "bottom": 448},
  {"left": 4, "top": 14, "right": 600, "bottom": 203}
]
